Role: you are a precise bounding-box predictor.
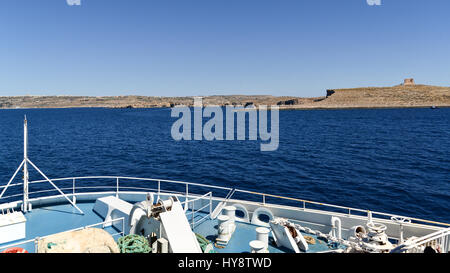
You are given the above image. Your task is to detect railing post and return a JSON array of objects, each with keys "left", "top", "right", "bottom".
[
  {"left": 447, "top": 235, "right": 450, "bottom": 253},
  {"left": 303, "top": 201, "right": 305, "bottom": 210},
  {"left": 446, "top": 234, "right": 450, "bottom": 253},
  {"left": 348, "top": 208, "right": 351, "bottom": 216},
  {"left": 72, "top": 178, "right": 76, "bottom": 204},
  {"left": 185, "top": 184, "right": 189, "bottom": 211},
  {"left": 191, "top": 200, "right": 195, "bottom": 229},
  {"left": 209, "top": 192, "right": 212, "bottom": 216},
  {"left": 262, "top": 194, "right": 266, "bottom": 205},
  {"left": 116, "top": 178, "right": 119, "bottom": 198},
  {"left": 444, "top": 234, "right": 448, "bottom": 253},
  {"left": 157, "top": 180, "right": 161, "bottom": 200},
  {"left": 122, "top": 217, "right": 125, "bottom": 236},
  {"left": 35, "top": 237, "right": 39, "bottom": 253}
]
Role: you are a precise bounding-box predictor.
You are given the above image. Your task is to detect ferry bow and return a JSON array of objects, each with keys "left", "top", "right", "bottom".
[{"left": 0, "top": 118, "right": 448, "bottom": 253}]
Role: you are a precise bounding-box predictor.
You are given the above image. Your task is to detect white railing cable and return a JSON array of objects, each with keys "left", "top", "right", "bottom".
[
  {"left": 210, "top": 188, "right": 235, "bottom": 219},
  {"left": 26, "top": 176, "right": 233, "bottom": 191},
  {"left": 0, "top": 160, "right": 25, "bottom": 199},
  {"left": 26, "top": 159, "right": 84, "bottom": 214},
  {"left": 181, "top": 191, "right": 213, "bottom": 205}
]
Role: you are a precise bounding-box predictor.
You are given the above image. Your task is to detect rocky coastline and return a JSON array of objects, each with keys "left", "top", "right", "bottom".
[{"left": 1, "top": 82, "right": 449, "bottom": 110}]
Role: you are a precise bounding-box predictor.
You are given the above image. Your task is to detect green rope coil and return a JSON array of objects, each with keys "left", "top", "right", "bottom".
[
  {"left": 117, "top": 234, "right": 151, "bottom": 253},
  {"left": 195, "top": 233, "right": 216, "bottom": 253}
]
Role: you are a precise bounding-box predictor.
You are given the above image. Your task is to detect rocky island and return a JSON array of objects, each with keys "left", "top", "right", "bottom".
[{"left": 1, "top": 79, "right": 449, "bottom": 110}]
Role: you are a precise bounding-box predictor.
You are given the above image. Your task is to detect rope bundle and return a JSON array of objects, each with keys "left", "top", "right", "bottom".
[
  {"left": 117, "top": 234, "right": 151, "bottom": 253},
  {"left": 195, "top": 233, "right": 216, "bottom": 253}
]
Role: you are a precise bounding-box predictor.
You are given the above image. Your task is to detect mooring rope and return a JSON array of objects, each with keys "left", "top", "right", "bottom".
[
  {"left": 195, "top": 233, "right": 216, "bottom": 253},
  {"left": 117, "top": 234, "right": 151, "bottom": 253}
]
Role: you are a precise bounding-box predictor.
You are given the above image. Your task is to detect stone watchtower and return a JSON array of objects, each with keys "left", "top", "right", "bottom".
[{"left": 403, "top": 78, "right": 415, "bottom": 86}]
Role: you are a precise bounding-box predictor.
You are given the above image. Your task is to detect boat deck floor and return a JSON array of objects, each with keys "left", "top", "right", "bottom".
[
  {"left": 0, "top": 201, "right": 343, "bottom": 253},
  {"left": 0, "top": 202, "right": 119, "bottom": 252},
  {"left": 189, "top": 212, "right": 340, "bottom": 253}
]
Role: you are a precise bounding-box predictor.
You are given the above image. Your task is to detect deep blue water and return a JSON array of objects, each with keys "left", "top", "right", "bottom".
[{"left": 0, "top": 108, "right": 449, "bottom": 223}]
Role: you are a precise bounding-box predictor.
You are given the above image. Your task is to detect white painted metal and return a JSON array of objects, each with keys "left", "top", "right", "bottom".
[
  {"left": 23, "top": 116, "right": 29, "bottom": 212},
  {"left": 256, "top": 227, "right": 270, "bottom": 251},
  {"left": 26, "top": 159, "right": 84, "bottom": 214},
  {"left": 1, "top": 118, "right": 84, "bottom": 214},
  {"left": 331, "top": 216, "right": 342, "bottom": 240},
  {"left": 223, "top": 206, "right": 236, "bottom": 227},
  {"left": 249, "top": 240, "right": 265, "bottom": 253},
  {"left": 1, "top": 174, "right": 449, "bottom": 248},
  {"left": 152, "top": 238, "right": 169, "bottom": 253},
  {"left": 159, "top": 200, "right": 202, "bottom": 253},
  {"left": 231, "top": 203, "right": 250, "bottom": 223},
  {"left": 251, "top": 207, "right": 274, "bottom": 227},
  {"left": 1, "top": 174, "right": 445, "bottom": 231},
  {"left": 182, "top": 191, "right": 213, "bottom": 229},
  {"left": 210, "top": 188, "right": 235, "bottom": 219},
  {"left": 390, "top": 227, "right": 450, "bottom": 253},
  {"left": 217, "top": 215, "right": 232, "bottom": 243},
  {"left": 391, "top": 216, "right": 411, "bottom": 244},
  {"left": 93, "top": 196, "right": 133, "bottom": 229},
  {"left": 269, "top": 221, "right": 302, "bottom": 253},
  {"left": 0, "top": 211, "right": 26, "bottom": 244},
  {"left": 0, "top": 160, "right": 25, "bottom": 200},
  {"left": 128, "top": 201, "right": 154, "bottom": 236}
]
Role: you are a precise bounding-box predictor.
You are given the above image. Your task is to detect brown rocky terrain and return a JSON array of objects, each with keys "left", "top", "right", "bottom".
[
  {"left": 284, "top": 84, "right": 450, "bottom": 110},
  {"left": 0, "top": 95, "right": 314, "bottom": 109},
  {"left": 1, "top": 83, "right": 449, "bottom": 110}
]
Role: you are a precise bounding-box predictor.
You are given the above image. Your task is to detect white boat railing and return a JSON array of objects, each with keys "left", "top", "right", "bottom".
[
  {"left": 0, "top": 176, "right": 449, "bottom": 229},
  {"left": 182, "top": 191, "right": 213, "bottom": 230},
  {"left": 234, "top": 188, "right": 450, "bottom": 228},
  {"left": 390, "top": 227, "right": 450, "bottom": 253},
  {"left": 0, "top": 217, "right": 125, "bottom": 253},
  {"left": 210, "top": 188, "right": 236, "bottom": 219}
]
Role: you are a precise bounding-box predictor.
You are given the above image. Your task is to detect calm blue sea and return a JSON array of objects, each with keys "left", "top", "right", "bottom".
[{"left": 0, "top": 108, "right": 449, "bottom": 223}]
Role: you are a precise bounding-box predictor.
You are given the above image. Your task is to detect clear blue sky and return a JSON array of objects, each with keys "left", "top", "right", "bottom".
[{"left": 1, "top": 0, "right": 449, "bottom": 97}]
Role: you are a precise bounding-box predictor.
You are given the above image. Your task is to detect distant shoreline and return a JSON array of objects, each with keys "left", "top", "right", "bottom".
[
  {"left": 1, "top": 84, "right": 449, "bottom": 110},
  {"left": 1, "top": 105, "right": 449, "bottom": 111},
  {"left": 276, "top": 105, "right": 450, "bottom": 111}
]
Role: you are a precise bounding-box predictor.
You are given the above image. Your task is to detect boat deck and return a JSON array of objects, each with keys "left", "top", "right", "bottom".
[
  {"left": 0, "top": 200, "right": 343, "bottom": 253},
  {"left": 0, "top": 202, "right": 120, "bottom": 253},
  {"left": 189, "top": 211, "right": 343, "bottom": 253}
]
